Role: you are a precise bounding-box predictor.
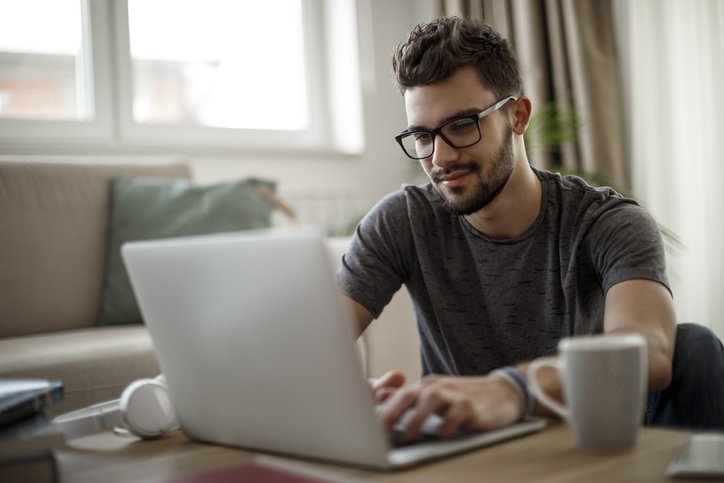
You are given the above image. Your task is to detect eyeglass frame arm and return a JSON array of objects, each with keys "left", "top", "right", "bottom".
[{"left": 394, "top": 95, "right": 519, "bottom": 160}]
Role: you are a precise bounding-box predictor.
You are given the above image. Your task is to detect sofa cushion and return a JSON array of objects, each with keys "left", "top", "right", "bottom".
[
  {"left": 0, "top": 325, "right": 159, "bottom": 415},
  {"left": 98, "top": 177, "right": 276, "bottom": 326},
  {"left": 0, "top": 158, "right": 191, "bottom": 338}
]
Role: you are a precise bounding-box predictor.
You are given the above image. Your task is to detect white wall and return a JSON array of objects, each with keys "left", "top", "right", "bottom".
[{"left": 189, "top": 1, "right": 434, "bottom": 222}]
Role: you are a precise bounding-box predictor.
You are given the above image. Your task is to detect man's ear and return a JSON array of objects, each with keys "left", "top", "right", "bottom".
[{"left": 511, "top": 96, "right": 532, "bottom": 135}]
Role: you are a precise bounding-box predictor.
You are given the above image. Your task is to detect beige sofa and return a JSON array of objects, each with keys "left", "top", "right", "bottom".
[{"left": 0, "top": 157, "right": 420, "bottom": 415}]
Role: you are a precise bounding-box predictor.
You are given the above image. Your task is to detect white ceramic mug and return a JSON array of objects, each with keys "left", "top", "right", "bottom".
[{"left": 527, "top": 334, "right": 647, "bottom": 452}]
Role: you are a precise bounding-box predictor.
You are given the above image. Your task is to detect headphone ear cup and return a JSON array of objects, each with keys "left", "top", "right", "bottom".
[{"left": 119, "top": 378, "right": 178, "bottom": 439}]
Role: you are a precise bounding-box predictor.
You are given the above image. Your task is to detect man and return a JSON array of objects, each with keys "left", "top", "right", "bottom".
[{"left": 337, "top": 16, "right": 683, "bottom": 441}]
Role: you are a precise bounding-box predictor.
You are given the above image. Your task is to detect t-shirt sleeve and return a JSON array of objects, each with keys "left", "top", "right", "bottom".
[
  {"left": 583, "top": 199, "right": 670, "bottom": 294},
  {"left": 336, "top": 190, "right": 414, "bottom": 319}
]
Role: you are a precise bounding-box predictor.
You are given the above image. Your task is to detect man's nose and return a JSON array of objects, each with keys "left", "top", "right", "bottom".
[{"left": 430, "top": 134, "right": 460, "bottom": 168}]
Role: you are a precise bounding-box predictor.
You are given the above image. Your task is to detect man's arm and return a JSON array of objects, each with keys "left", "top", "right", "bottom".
[
  {"left": 602, "top": 278, "right": 676, "bottom": 391},
  {"left": 512, "top": 278, "right": 677, "bottom": 418},
  {"left": 343, "top": 295, "right": 373, "bottom": 337},
  {"left": 375, "top": 278, "right": 677, "bottom": 440}
]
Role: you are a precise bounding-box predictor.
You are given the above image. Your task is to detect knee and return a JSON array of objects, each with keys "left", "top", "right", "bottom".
[
  {"left": 672, "top": 323, "right": 724, "bottom": 375},
  {"left": 675, "top": 323, "right": 722, "bottom": 351},
  {"left": 650, "top": 323, "right": 724, "bottom": 429}
]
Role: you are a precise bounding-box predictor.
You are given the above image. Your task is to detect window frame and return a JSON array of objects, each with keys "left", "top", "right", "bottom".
[
  {"left": 0, "top": 0, "right": 361, "bottom": 154},
  {"left": 0, "top": 0, "right": 113, "bottom": 145}
]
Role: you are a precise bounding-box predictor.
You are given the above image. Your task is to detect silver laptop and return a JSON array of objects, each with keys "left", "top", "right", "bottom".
[{"left": 121, "top": 229, "right": 545, "bottom": 470}]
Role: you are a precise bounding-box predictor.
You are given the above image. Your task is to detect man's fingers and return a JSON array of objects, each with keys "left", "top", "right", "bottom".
[
  {"left": 376, "top": 374, "right": 522, "bottom": 442},
  {"left": 374, "top": 387, "right": 397, "bottom": 403},
  {"left": 373, "top": 370, "right": 406, "bottom": 391},
  {"left": 378, "top": 386, "right": 420, "bottom": 429},
  {"left": 376, "top": 374, "right": 528, "bottom": 442},
  {"left": 371, "top": 370, "right": 407, "bottom": 403},
  {"left": 402, "top": 387, "right": 450, "bottom": 441},
  {"left": 439, "top": 400, "right": 474, "bottom": 437}
]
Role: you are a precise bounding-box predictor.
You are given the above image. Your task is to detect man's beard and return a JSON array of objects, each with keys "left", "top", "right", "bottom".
[{"left": 432, "top": 125, "right": 515, "bottom": 216}]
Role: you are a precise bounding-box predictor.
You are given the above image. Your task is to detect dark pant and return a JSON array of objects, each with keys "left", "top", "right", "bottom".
[{"left": 645, "top": 323, "right": 724, "bottom": 429}]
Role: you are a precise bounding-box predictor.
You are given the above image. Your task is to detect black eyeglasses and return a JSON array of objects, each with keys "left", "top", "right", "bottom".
[{"left": 395, "top": 96, "right": 518, "bottom": 160}]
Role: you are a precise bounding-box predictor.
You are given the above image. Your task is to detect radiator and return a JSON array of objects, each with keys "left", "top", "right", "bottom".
[{"left": 272, "top": 190, "right": 371, "bottom": 236}]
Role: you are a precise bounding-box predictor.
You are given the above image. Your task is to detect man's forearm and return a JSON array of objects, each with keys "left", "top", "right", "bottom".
[{"left": 604, "top": 280, "right": 677, "bottom": 392}]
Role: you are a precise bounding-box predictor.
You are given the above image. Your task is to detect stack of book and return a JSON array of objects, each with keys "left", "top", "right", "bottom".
[{"left": 0, "top": 379, "right": 65, "bottom": 483}]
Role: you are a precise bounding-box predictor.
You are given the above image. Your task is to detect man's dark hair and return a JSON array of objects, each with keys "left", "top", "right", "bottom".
[{"left": 392, "top": 16, "right": 523, "bottom": 98}]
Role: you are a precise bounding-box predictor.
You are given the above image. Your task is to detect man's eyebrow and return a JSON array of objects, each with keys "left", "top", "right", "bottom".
[{"left": 406, "top": 107, "right": 483, "bottom": 132}]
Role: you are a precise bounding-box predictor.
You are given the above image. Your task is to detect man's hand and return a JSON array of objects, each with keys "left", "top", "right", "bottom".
[
  {"left": 376, "top": 374, "right": 525, "bottom": 441},
  {"left": 369, "top": 370, "right": 406, "bottom": 403}
]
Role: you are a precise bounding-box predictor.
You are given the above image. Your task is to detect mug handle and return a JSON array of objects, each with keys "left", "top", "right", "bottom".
[{"left": 527, "top": 357, "right": 569, "bottom": 419}]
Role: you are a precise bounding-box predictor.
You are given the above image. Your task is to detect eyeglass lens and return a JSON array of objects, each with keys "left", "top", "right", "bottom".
[{"left": 399, "top": 116, "right": 481, "bottom": 159}]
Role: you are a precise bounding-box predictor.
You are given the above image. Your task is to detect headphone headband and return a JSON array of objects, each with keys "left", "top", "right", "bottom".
[
  {"left": 53, "top": 376, "right": 178, "bottom": 440},
  {"left": 53, "top": 399, "right": 124, "bottom": 439}
]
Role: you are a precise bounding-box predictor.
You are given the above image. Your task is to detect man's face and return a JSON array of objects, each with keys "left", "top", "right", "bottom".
[{"left": 403, "top": 66, "right": 515, "bottom": 216}]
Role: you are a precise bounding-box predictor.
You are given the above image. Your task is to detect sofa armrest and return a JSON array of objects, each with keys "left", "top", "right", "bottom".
[{"left": 0, "top": 326, "right": 160, "bottom": 414}]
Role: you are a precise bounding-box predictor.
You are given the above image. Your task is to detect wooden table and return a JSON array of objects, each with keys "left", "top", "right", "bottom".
[{"left": 56, "top": 423, "right": 698, "bottom": 482}]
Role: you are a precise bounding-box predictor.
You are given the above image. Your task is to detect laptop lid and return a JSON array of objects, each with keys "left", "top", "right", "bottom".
[
  {"left": 122, "top": 229, "right": 545, "bottom": 470},
  {"left": 122, "top": 229, "right": 392, "bottom": 467}
]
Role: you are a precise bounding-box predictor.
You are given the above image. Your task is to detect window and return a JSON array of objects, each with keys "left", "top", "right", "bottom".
[
  {"left": 0, "top": 0, "right": 88, "bottom": 121},
  {"left": 0, "top": 0, "right": 363, "bottom": 153},
  {"left": 0, "top": 0, "right": 112, "bottom": 143},
  {"left": 128, "top": 0, "right": 309, "bottom": 131}
]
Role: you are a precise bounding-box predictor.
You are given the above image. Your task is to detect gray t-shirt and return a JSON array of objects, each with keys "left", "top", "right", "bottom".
[{"left": 337, "top": 168, "right": 669, "bottom": 376}]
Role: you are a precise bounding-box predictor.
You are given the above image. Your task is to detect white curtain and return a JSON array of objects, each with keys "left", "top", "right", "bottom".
[{"left": 614, "top": 0, "right": 724, "bottom": 337}]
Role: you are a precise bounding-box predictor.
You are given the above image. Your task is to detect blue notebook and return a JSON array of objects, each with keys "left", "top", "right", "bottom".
[{"left": 0, "top": 379, "right": 64, "bottom": 429}]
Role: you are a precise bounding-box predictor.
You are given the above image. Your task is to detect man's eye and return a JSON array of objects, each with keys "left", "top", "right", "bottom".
[
  {"left": 414, "top": 132, "right": 432, "bottom": 143},
  {"left": 448, "top": 119, "right": 476, "bottom": 132}
]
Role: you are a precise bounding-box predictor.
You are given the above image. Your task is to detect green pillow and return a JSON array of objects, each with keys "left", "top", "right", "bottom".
[{"left": 98, "top": 176, "right": 276, "bottom": 326}]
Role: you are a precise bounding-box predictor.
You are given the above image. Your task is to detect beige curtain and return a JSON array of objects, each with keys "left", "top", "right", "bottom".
[{"left": 437, "top": 0, "right": 628, "bottom": 191}]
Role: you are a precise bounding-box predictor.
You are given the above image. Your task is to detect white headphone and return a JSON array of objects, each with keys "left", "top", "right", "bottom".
[{"left": 53, "top": 374, "right": 179, "bottom": 440}]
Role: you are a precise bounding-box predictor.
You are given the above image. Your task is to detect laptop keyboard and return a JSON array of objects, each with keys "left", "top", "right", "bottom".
[{"left": 388, "top": 410, "right": 477, "bottom": 448}]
